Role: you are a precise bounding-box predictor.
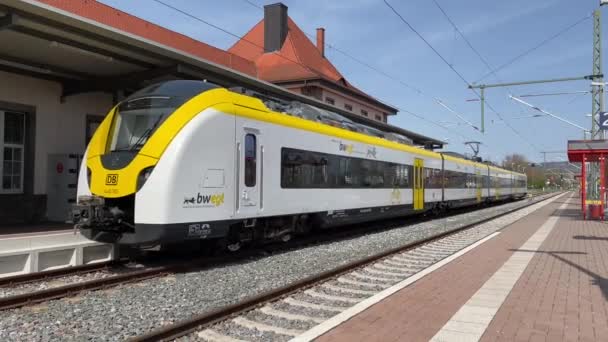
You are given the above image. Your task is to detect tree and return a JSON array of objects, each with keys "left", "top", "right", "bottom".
[
  {"left": 502, "top": 154, "right": 545, "bottom": 189},
  {"left": 502, "top": 154, "right": 528, "bottom": 171}
]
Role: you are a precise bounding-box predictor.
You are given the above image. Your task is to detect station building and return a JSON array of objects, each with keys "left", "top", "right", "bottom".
[
  {"left": 0, "top": 0, "right": 435, "bottom": 225},
  {"left": 229, "top": 3, "right": 397, "bottom": 123}
]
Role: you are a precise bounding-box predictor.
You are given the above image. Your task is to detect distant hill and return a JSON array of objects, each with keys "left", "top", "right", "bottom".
[{"left": 539, "top": 161, "right": 579, "bottom": 182}]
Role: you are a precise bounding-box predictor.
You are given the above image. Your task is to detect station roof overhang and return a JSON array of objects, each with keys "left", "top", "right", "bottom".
[
  {"left": 0, "top": 0, "right": 444, "bottom": 149},
  {"left": 567, "top": 140, "right": 608, "bottom": 162}
]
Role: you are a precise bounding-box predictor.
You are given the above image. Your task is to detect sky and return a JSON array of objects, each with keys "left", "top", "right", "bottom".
[{"left": 98, "top": 0, "right": 605, "bottom": 164}]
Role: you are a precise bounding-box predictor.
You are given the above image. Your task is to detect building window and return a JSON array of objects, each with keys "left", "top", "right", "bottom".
[
  {"left": 383, "top": 114, "right": 388, "bottom": 123},
  {"left": 244, "top": 134, "right": 256, "bottom": 187},
  {"left": 344, "top": 103, "right": 353, "bottom": 111},
  {"left": 361, "top": 109, "right": 368, "bottom": 117},
  {"left": 0, "top": 111, "right": 25, "bottom": 193},
  {"left": 325, "top": 97, "right": 335, "bottom": 105},
  {"left": 375, "top": 114, "right": 382, "bottom": 121}
]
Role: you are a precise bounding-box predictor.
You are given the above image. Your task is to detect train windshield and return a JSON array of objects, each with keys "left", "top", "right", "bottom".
[{"left": 108, "top": 80, "right": 219, "bottom": 152}]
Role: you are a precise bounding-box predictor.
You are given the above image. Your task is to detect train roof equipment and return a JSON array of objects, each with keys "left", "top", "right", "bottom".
[{"left": 233, "top": 87, "right": 417, "bottom": 146}]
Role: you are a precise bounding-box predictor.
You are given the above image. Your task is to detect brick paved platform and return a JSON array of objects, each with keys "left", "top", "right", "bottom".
[{"left": 314, "top": 193, "right": 608, "bottom": 342}]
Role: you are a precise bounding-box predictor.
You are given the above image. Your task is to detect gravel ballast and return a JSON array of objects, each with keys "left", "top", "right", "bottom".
[{"left": 0, "top": 194, "right": 558, "bottom": 341}]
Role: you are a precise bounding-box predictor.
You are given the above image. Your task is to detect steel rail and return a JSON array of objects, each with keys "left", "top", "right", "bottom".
[
  {"left": 0, "top": 260, "right": 118, "bottom": 287},
  {"left": 0, "top": 265, "right": 174, "bottom": 311},
  {"left": 130, "top": 192, "right": 561, "bottom": 342}
]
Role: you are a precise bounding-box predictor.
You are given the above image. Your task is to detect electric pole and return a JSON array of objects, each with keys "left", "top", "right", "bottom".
[
  {"left": 540, "top": 151, "right": 566, "bottom": 168},
  {"left": 587, "top": 2, "right": 607, "bottom": 203},
  {"left": 591, "top": 8, "right": 604, "bottom": 139}
]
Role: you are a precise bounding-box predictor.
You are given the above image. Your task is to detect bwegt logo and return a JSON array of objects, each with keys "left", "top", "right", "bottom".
[{"left": 183, "top": 193, "right": 225, "bottom": 207}]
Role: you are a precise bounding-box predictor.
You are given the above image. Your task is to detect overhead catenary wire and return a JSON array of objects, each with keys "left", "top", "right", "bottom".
[
  {"left": 431, "top": 0, "right": 592, "bottom": 140},
  {"left": 153, "top": 1, "right": 512, "bottom": 161},
  {"left": 235, "top": 0, "right": 488, "bottom": 135},
  {"left": 430, "top": 1, "right": 520, "bottom": 101},
  {"left": 240, "top": 0, "right": 263, "bottom": 10},
  {"left": 383, "top": 0, "right": 541, "bottom": 152},
  {"left": 509, "top": 95, "right": 589, "bottom": 132},
  {"left": 431, "top": 0, "right": 496, "bottom": 81},
  {"left": 473, "top": 13, "right": 592, "bottom": 84},
  {"left": 517, "top": 91, "right": 590, "bottom": 98},
  {"left": 301, "top": 31, "right": 481, "bottom": 132},
  {"left": 152, "top": 0, "right": 485, "bottom": 147},
  {"left": 382, "top": 0, "right": 472, "bottom": 88},
  {"left": 431, "top": 0, "right": 530, "bottom": 121},
  {"left": 237, "top": 0, "right": 483, "bottom": 133}
]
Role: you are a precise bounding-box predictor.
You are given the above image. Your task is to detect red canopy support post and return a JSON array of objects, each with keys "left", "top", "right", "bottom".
[
  {"left": 582, "top": 154, "right": 586, "bottom": 220},
  {"left": 601, "top": 154, "right": 606, "bottom": 220}
]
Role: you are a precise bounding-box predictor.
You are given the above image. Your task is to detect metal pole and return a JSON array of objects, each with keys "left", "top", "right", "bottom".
[
  {"left": 582, "top": 154, "right": 586, "bottom": 219},
  {"left": 601, "top": 154, "right": 605, "bottom": 219},
  {"left": 469, "top": 75, "right": 599, "bottom": 135},
  {"left": 480, "top": 87, "right": 485, "bottom": 133},
  {"left": 592, "top": 9, "right": 603, "bottom": 139},
  {"left": 470, "top": 75, "right": 598, "bottom": 89}
]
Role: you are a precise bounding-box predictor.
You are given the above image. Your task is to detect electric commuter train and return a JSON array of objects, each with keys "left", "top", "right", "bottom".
[{"left": 72, "top": 80, "right": 527, "bottom": 249}]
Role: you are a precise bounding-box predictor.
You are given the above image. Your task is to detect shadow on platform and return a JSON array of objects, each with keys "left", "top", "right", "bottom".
[
  {"left": 509, "top": 248, "right": 608, "bottom": 301},
  {"left": 551, "top": 208, "right": 581, "bottom": 218},
  {"left": 573, "top": 235, "right": 608, "bottom": 241}
]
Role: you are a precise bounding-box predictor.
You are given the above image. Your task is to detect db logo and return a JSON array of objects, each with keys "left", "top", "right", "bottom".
[{"left": 105, "top": 174, "right": 119, "bottom": 185}]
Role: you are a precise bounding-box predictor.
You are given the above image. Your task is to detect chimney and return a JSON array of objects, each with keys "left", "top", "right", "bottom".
[
  {"left": 316, "top": 27, "right": 325, "bottom": 58},
  {"left": 264, "top": 3, "right": 288, "bottom": 53}
]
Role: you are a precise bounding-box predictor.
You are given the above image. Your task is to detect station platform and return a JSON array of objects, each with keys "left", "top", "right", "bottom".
[
  {"left": 0, "top": 222, "right": 114, "bottom": 278},
  {"left": 0, "top": 222, "right": 72, "bottom": 238},
  {"left": 309, "top": 193, "right": 608, "bottom": 342}
]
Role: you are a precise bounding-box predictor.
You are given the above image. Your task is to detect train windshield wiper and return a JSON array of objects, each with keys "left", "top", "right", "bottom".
[{"left": 128, "top": 115, "right": 164, "bottom": 151}]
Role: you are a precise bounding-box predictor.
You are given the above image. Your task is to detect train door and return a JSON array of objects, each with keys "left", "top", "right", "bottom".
[
  {"left": 476, "top": 170, "right": 482, "bottom": 203},
  {"left": 237, "top": 129, "right": 262, "bottom": 216},
  {"left": 495, "top": 172, "right": 501, "bottom": 199},
  {"left": 413, "top": 158, "right": 424, "bottom": 210}
]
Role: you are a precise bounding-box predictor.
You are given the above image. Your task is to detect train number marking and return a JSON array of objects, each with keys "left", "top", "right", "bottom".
[
  {"left": 105, "top": 174, "right": 119, "bottom": 186},
  {"left": 188, "top": 223, "right": 211, "bottom": 238}
]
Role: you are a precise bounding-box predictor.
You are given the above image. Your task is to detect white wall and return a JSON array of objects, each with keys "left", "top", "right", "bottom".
[{"left": 0, "top": 71, "right": 113, "bottom": 195}]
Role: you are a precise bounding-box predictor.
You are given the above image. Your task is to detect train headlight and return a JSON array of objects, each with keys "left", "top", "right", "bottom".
[{"left": 137, "top": 167, "right": 155, "bottom": 191}]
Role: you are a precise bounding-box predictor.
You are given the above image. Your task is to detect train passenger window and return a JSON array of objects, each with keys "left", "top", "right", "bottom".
[
  {"left": 280, "top": 147, "right": 412, "bottom": 189},
  {"left": 424, "top": 168, "right": 442, "bottom": 188},
  {"left": 244, "top": 134, "right": 256, "bottom": 187}
]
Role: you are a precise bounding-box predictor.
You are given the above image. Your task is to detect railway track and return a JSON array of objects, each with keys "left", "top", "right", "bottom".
[
  {"left": 0, "top": 193, "right": 553, "bottom": 316},
  {"left": 0, "top": 263, "right": 173, "bottom": 310},
  {"left": 0, "top": 260, "right": 117, "bottom": 288},
  {"left": 129, "top": 192, "right": 561, "bottom": 342}
]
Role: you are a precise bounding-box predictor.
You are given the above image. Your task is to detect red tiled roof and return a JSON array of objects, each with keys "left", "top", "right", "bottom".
[
  {"left": 36, "top": 0, "right": 257, "bottom": 77},
  {"left": 38, "top": 1, "right": 394, "bottom": 112},
  {"left": 228, "top": 17, "right": 393, "bottom": 111},
  {"left": 229, "top": 18, "right": 342, "bottom": 82}
]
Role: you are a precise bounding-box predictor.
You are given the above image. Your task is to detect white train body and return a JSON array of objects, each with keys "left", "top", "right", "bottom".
[{"left": 73, "top": 81, "right": 526, "bottom": 247}]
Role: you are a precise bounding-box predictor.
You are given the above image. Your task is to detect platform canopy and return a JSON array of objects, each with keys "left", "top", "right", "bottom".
[
  {"left": 567, "top": 140, "right": 608, "bottom": 162},
  {"left": 567, "top": 139, "right": 608, "bottom": 220},
  {"left": 0, "top": 0, "right": 445, "bottom": 149}
]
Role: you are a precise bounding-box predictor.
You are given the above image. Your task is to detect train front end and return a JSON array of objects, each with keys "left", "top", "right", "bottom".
[{"left": 71, "top": 80, "right": 219, "bottom": 246}]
